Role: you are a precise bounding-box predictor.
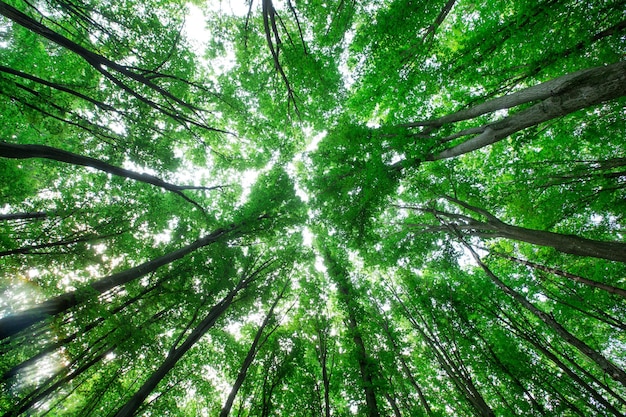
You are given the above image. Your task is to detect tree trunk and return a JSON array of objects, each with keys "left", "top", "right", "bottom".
[
  {"left": 377, "top": 309, "right": 433, "bottom": 416},
  {"left": 219, "top": 284, "right": 285, "bottom": 417},
  {"left": 492, "top": 305, "right": 623, "bottom": 416},
  {"left": 0, "top": 141, "right": 221, "bottom": 212},
  {"left": 1, "top": 278, "right": 161, "bottom": 383},
  {"left": 391, "top": 290, "right": 494, "bottom": 417},
  {"left": 418, "top": 314, "right": 495, "bottom": 417},
  {"left": 463, "top": 242, "right": 626, "bottom": 388},
  {"left": 313, "top": 318, "right": 332, "bottom": 417},
  {"left": 0, "top": 230, "right": 124, "bottom": 258},
  {"left": 0, "top": 211, "right": 47, "bottom": 221},
  {"left": 488, "top": 222, "right": 626, "bottom": 263},
  {"left": 441, "top": 196, "right": 626, "bottom": 263},
  {"left": 428, "top": 61, "right": 626, "bottom": 160},
  {"left": 323, "top": 251, "right": 381, "bottom": 417},
  {"left": 384, "top": 391, "right": 403, "bottom": 417},
  {"left": 112, "top": 274, "right": 254, "bottom": 417},
  {"left": 410, "top": 62, "right": 626, "bottom": 129},
  {"left": 0, "top": 223, "right": 239, "bottom": 340},
  {"left": 495, "top": 252, "right": 626, "bottom": 298}
]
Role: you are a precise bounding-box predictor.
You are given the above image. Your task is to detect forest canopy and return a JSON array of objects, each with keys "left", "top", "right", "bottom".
[{"left": 0, "top": 0, "right": 625, "bottom": 416}]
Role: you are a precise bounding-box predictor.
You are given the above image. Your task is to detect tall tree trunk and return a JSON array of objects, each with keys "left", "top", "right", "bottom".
[
  {"left": 428, "top": 61, "right": 626, "bottom": 160},
  {"left": 0, "top": 1, "right": 228, "bottom": 134},
  {"left": 391, "top": 290, "right": 494, "bottom": 417},
  {"left": 408, "top": 61, "right": 626, "bottom": 129},
  {"left": 460, "top": 240, "right": 626, "bottom": 388},
  {"left": 425, "top": 196, "right": 626, "bottom": 262},
  {"left": 485, "top": 221, "right": 626, "bottom": 263},
  {"left": 384, "top": 391, "right": 403, "bottom": 417},
  {"left": 0, "top": 223, "right": 240, "bottom": 340},
  {"left": 219, "top": 283, "right": 286, "bottom": 417},
  {"left": 313, "top": 318, "right": 332, "bottom": 417},
  {"left": 0, "top": 230, "right": 125, "bottom": 258},
  {"left": 112, "top": 270, "right": 260, "bottom": 417},
  {"left": 323, "top": 251, "right": 381, "bottom": 417},
  {"left": 494, "top": 252, "right": 626, "bottom": 298},
  {"left": 490, "top": 304, "right": 623, "bottom": 416},
  {"left": 0, "top": 211, "right": 47, "bottom": 221},
  {"left": 1, "top": 278, "right": 161, "bottom": 383},
  {"left": 376, "top": 307, "right": 433, "bottom": 416}
]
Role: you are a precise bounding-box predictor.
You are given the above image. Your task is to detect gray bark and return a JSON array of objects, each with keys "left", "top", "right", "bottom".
[
  {"left": 0, "top": 211, "right": 47, "bottom": 221},
  {"left": 411, "top": 62, "right": 626, "bottom": 128},
  {"left": 0, "top": 141, "right": 223, "bottom": 212},
  {"left": 432, "top": 197, "right": 626, "bottom": 263},
  {"left": 324, "top": 250, "right": 381, "bottom": 417},
  {"left": 219, "top": 284, "right": 285, "bottom": 417},
  {"left": 495, "top": 253, "right": 626, "bottom": 298},
  {"left": 0, "top": 1, "right": 229, "bottom": 134},
  {"left": 428, "top": 61, "right": 626, "bottom": 160}
]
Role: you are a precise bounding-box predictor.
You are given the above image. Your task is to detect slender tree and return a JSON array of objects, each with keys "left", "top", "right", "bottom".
[
  {"left": 0, "top": 222, "right": 242, "bottom": 339},
  {"left": 219, "top": 281, "right": 287, "bottom": 417},
  {"left": 402, "top": 196, "right": 626, "bottom": 263},
  {"left": 322, "top": 248, "right": 381, "bottom": 417},
  {"left": 113, "top": 257, "right": 276, "bottom": 417}
]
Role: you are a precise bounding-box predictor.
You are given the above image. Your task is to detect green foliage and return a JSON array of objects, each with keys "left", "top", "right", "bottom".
[
  {"left": 1, "top": 0, "right": 625, "bottom": 416},
  {"left": 308, "top": 123, "right": 403, "bottom": 243}
]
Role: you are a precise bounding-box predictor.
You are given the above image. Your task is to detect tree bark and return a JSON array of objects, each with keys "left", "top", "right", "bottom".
[
  {"left": 486, "top": 222, "right": 626, "bottom": 263},
  {"left": 390, "top": 287, "right": 494, "bottom": 417},
  {"left": 377, "top": 309, "right": 433, "bottom": 416},
  {"left": 0, "top": 1, "right": 229, "bottom": 134},
  {"left": 0, "top": 223, "right": 240, "bottom": 340},
  {"left": 409, "top": 62, "right": 626, "bottom": 129},
  {"left": 490, "top": 304, "right": 623, "bottom": 416},
  {"left": 0, "top": 211, "right": 47, "bottom": 221},
  {"left": 433, "top": 196, "right": 626, "bottom": 263},
  {"left": 426, "top": 61, "right": 626, "bottom": 160},
  {"left": 384, "top": 391, "right": 403, "bottom": 417},
  {"left": 313, "top": 318, "right": 332, "bottom": 417},
  {"left": 219, "top": 284, "right": 285, "bottom": 417},
  {"left": 0, "top": 230, "right": 124, "bottom": 258},
  {"left": 494, "top": 252, "right": 626, "bottom": 298},
  {"left": 461, "top": 240, "right": 626, "bottom": 388},
  {"left": 112, "top": 272, "right": 257, "bottom": 417},
  {"left": 323, "top": 251, "right": 381, "bottom": 417}
]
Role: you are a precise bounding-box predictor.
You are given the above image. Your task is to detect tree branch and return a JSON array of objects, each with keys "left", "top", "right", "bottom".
[{"left": 0, "top": 142, "right": 219, "bottom": 213}]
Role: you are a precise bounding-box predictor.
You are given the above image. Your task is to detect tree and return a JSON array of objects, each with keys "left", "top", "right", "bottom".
[
  {"left": 1, "top": 0, "right": 625, "bottom": 416},
  {"left": 219, "top": 280, "right": 287, "bottom": 417},
  {"left": 112, "top": 255, "right": 277, "bottom": 417}
]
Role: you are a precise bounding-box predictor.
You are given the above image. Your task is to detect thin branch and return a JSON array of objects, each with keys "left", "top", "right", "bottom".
[
  {"left": 0, "top": 1, "right": 229, "bottom": 134},
  {"left": 262, "top": 0, "right": 300, "bottom": 116},
  {"left": 0, "top": 66, "right": 115, "bottom": 111},
  {"left": 286, "top": 0, "right": 308, "bottom": 54}
]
